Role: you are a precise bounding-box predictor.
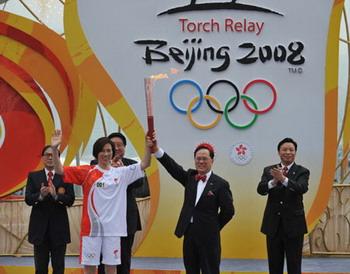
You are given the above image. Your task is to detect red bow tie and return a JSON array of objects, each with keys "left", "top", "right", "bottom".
[{"left": 195, "top": 174, "right": 207, "bottom": 182}]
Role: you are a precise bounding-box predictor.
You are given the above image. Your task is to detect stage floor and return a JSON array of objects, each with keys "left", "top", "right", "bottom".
[{"left": 0, "top": 256, "right": 350, "bottom": 273}]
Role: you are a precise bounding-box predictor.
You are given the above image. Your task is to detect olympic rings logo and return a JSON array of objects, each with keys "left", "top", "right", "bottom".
[{"left": 169, "top": 79, "right": 277, "bottom": 129}]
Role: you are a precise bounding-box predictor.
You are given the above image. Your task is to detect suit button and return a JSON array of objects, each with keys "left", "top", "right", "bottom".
[
  {"left": 277, "top": 212, "right": 281, "bottom": 215},
  {"left": 280, "top": 201, "right": 283, "bottom": 204}
]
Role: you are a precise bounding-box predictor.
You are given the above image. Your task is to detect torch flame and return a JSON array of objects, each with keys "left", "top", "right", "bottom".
[
  {"left": 170, "top": 68, "right": 180, "bottom": 75},
  {"left": 150, "top": 73, "right": 169, "bottom": 80},
  {"left": 149, "top": 68, "right": 180, "bottom": 80}
]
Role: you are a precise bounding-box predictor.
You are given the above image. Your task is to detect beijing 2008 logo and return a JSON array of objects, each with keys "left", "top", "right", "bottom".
[{"left": 169, "top": 79, "right": 277, "bottom": 129}]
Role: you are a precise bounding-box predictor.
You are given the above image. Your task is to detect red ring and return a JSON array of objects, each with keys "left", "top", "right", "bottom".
[{"left": 242, "top": 79, "right": 277, "bottom": 114}]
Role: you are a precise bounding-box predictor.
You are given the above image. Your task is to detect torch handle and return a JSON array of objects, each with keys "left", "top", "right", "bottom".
[
  {"left": 147, "top": 116, "right": 157, "bottom": 153},
  {"left": 147, "top": 116, "right": 154, "bottom": 136}
]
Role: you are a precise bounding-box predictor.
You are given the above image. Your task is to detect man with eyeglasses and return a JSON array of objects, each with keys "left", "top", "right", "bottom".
[
  {"left": 25, "top": 145, "right": 75, "bottom": 274},
  {"left": 152, "top": 136, "right": 235, "bottom": 274}
]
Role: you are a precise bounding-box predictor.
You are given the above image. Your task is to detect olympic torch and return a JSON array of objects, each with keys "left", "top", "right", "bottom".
[
  {"left": 144, "top": 77, "right": 154, "bottom": 136},
  {"left": 144, "top": 73, "right": 169, "bottom": 151},
  {"left": 144, "top": 77, "right": 157, "bottom": 152}
]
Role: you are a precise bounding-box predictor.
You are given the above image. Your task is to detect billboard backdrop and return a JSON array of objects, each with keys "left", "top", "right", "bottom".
[{"left": 0, "top": 0, "right": 343, "bottom": 258}]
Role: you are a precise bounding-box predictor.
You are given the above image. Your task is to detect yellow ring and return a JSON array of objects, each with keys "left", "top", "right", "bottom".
[{"left": 187, "top": 95, "right": 222, "bottom": 129}]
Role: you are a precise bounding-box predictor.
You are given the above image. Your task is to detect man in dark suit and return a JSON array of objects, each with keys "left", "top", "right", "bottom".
[
  {"left": 94, "top": 132, "right": 149, "bottom": 274},
  {"left": 153, "top": 139, "right": 234, "bottom": 274},
  {"left": 257, "top": 137, "right": 310, "bottom": 274},
  {"left": 25, "top": 145, "right": 75, "bottom": 274}
]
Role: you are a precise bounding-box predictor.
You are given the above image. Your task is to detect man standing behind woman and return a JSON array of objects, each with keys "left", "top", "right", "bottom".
[{"left": 50, "top": 129, "right": 153, "bottom": 274}]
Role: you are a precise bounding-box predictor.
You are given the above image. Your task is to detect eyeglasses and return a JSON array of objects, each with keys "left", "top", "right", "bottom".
[
  {"left": 195, "top": 157, "right": 210, "bottom": 162},
  {"left": 113, "top": 143, "right": 125, "bottom": 148},
  {"left": 43, "top": 153, "right": 53, "bottom": 158}
]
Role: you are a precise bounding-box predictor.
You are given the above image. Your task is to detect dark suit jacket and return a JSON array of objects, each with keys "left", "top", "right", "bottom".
[
  {"left": 90, "top": 157, "right": 146, "bottom": 234},
  {"left": 25, "top": 169, "right": 75, "bottom": 245},
  {"left": 121, "top": 157, "right": 144, "bottom": 233},
  {"left": 257, "top": 163, "right": 309, "bottom": 238},
  {"left": 158, "top": 152, "right": 235, "bottom": 238}
]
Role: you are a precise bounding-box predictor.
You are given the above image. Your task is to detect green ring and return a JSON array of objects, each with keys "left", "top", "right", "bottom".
[{"left": 224, "top": 95, "right": 258, "bottom": 129}]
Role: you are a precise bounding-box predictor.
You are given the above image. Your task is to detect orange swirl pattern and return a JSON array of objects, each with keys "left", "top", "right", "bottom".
[
  {"left": 306, "top": 0, "right": 343, "bottom": 228},
  {"left": 0, "top": 10, "right": 96, "bottom": 197}
]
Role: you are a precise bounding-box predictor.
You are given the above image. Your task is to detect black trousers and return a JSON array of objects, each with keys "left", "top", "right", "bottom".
[
  {"left": 183, "top": 224, "right": 221, "bottom": 274},
  {"left": 266, "top": 225, "right": 304, "bottom": 274},
  {"left": 98, "top": 233, "right": 135, "bottom": 274},
  {"left": 33, "top": 242, "right": 66, "bottom": 274}
]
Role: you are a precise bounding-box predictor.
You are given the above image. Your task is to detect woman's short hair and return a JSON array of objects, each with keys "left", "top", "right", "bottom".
[{"left": 93, "top": 137, "right": 116, "bottom": 159}]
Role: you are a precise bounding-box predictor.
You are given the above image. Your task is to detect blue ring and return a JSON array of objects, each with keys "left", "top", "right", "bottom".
[{"left": 169, "top": 79, "right": 203, "bottom": 114}]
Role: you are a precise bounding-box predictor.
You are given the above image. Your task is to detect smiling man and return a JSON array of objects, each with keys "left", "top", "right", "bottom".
[
  {"left": 257, "top": 137, "right": 310, "bottom": 274},
  {"left": 25, "top": 145, "right": 75, "bottom": 274},
  {"left": 153, "top": 137, "right": 234, "bottom": 274}
]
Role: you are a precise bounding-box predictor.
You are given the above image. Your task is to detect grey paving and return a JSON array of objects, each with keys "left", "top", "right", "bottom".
[{"left": 0, "top": 256, "right": 349, "bottom": 272}]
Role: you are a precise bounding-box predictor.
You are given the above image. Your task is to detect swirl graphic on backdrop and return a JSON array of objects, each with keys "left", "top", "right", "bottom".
[
  {"left": 0, "top": 11, "right": 97, "bottom": 197},
  {"left": 169, "top": 79, "right": 277, "bottom": 129}
]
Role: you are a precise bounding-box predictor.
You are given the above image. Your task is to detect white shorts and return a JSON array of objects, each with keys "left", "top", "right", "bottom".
[{"left": 80, "top": 236, "right": 121, "bottom": 266}]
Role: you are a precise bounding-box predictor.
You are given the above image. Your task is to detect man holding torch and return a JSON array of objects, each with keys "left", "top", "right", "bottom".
[
  {"left": 144, "top": 76, "right": 234, "bottom": 273},
  {"left": 151, "top": 136, "right": 235, "bottom": 274}
]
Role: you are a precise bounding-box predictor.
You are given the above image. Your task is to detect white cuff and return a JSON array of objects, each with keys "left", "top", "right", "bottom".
[
  {"left": 268, "top": 180, "right": 276, "bottom": 189},
  {"left": 154, "top": 148, "right": 165, "bottom": 158}
]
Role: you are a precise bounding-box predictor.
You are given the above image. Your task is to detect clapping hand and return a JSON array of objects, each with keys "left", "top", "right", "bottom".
[
  {"left": 40, "top": 183, "right": 50, "bottom": 197},
  {"left": 48, "top": 184, "right": 57, "bottom": 198},
  {"left": 270, "top": 166, "right": 285, "bottom": 183}
]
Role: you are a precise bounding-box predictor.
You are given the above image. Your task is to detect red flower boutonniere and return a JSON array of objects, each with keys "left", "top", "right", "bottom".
[{"left": 207, "top": 190, "right": 215, "bottom": 196}]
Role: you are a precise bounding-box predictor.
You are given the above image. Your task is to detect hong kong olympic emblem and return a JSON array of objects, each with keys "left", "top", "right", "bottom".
[
  {"left": 169, "top": 79, "right": 277, "bottom": 130},
  {"left": 230, "top": 142, "right": 253, "bottom": 165}
]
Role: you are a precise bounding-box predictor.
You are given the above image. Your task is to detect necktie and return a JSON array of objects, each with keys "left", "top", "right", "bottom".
[
  {"left": 282, "top": 166, "right": 288, "bottom": 176},
  {"left": 195, "top": 174, "right": 207, "bottom": 182},
  {"left": 47, "top": 171, "right": 54, "bottom": 187}
]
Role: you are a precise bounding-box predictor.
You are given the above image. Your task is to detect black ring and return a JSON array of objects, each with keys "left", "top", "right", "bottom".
[{"left": 206, "top": 80, "right": 240, "bottom": 114}]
